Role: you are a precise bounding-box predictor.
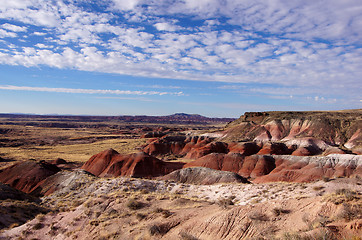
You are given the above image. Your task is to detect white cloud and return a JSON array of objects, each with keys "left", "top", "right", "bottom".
[
  {"left": 1, "top": 23, "right": 27, "bottom": 32},
  {"left": 33, "top": 31, "right": 47, "bottom": 36},
  {"left": 0, "top": 85, "right": 184, "bottom": 96},
  {"left": 0, "top": 29, "right": 17, "bottom": 38},
  {"left": 0, "top": 0, "right": 361, "bottom": 107},
  {"left": 111, "top": 0, "right": 142, "bottom": 11},
  {"left": 154, "top": 22, "right": 179, "bottom": 32},
  {"left": 34, "top": 43, "right": 53, "bottom": 49}
]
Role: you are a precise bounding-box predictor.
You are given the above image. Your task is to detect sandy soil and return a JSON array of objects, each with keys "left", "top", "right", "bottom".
[{"left": 1, "top": 175, "right": 361, "bottom": 240}]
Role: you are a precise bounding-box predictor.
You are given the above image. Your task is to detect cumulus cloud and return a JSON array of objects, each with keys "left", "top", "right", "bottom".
[
  {"left": 2, "top": 23, "right": 27, "bottom": 32},
  {"left": 0, "top": 29, "right": 17, "bottom": 38},
  {"left": 0, "top": 0, "right": 361, "bottom": 106},
  {"left": 154, "top": 22, "right": 179, "bottom": 32}
]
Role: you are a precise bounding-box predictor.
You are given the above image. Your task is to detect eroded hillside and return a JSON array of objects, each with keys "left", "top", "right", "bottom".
[{"left": 221, "top": 109, "right": 362, "bottom": 150}]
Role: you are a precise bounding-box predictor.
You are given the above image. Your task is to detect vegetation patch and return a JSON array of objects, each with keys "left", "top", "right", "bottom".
[{"left": 126, "top": 198, "right": 144, "bottom": 210}]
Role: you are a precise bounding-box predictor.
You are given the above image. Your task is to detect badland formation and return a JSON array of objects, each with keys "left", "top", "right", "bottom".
[{"left": 0, "top": 110, "right": 361, "bottom": 239}]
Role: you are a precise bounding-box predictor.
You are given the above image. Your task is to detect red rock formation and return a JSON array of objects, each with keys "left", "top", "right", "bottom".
[
  {"left": 291, "top": 144, "right": 322, "bottom": 156},
  {"left": 253, "top": 155, "right": 362, "bottom": 183},
  {"left": 143, "top": 139, "right": 186, "bottom": 156},
  {"left": 142, "top": 135, "right": 215, "bottom": 157},
  {"left": 81, "top": 149, "right": 184, "bottom": 178},
  {"left": 183, "top": 153, "right": 275, "bottom": 179},
  {"left": 345, "top": 129, "right": 362, "bottom": 149},
  {"left": 184, "top": 153, "right": 227, "bottom": 170},
  {"left": 185, "top": 141, "right": 228, "bottom": 159},
  {"left": 0, "top": 161, "right": 60, "bottom": 193},
  {"left": 257, "top": 142, "right": 291, "bottom": 155},
  {"left": 322, "top": 147, "right": 346, "bottom": 156},
  {"left": 222, "top": 110, "right": 362, "bottom": 150},
  {"left": 141, "top": 131, "right": 167, "bottom": 138},
  {"left": 48, "top": 158, "right": 81, "bottom": 171},
  {"left": 184, "top": 153, "right": 361, "bottom": 182},
  {"left": 228, "top": 142, "right": 261, "bottom": 156},
  {"left": 50, "top": 158, "right": 67, "bottom": 165}
]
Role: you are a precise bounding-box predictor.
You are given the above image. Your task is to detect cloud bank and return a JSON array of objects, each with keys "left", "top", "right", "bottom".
[
  {"left": 0, "top": 85, "right": 184, "bottom": 96},
  {"left": 0, "top": 0, "right": 361, "bottom": 105}
]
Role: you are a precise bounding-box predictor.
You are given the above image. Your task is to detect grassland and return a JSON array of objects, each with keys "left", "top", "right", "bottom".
[
  {"left": 0, "top": 137, "right": 147, "bottom": 163},
  {"left": 0, "top": 115, "right": 220, "bottom": 168}
]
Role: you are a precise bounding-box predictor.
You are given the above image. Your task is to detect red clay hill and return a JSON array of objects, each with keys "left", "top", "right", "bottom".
[
  {"left": 0, "top": 160, "right": 60, "bottom": 194},
  {"left": 81, "top": 149, "right": 184, "bottom": 178}
]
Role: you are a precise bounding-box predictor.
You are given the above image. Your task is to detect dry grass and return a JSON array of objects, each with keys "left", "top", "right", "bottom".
[
  {"left": 0, "top": 120, "right": 150, "bottom": 164},
  {"left": 324, "top": 188, "right": 359, "bottom": 205},
  {"left": 0, "top": 138, "right": 146, "bottom": 163}
]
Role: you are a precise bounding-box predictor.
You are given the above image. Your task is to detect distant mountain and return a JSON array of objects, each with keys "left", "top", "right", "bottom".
[
  {"left": 0, "top": 113, "right": 235, "bottom": 125},
  {"left": 116, "top": 113, "right": 235, "bottom": 124}
]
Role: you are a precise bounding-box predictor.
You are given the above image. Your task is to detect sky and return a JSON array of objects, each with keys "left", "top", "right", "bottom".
[{"left": 0, "top": 0, "right": 361, "bottom": 118}]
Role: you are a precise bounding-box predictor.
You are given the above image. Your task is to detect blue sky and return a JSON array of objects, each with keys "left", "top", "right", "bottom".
[{"left": 0, "top": 0, "right": 361, "bottom": 117}]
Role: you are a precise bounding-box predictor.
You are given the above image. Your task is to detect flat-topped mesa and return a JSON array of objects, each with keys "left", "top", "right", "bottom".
[
  {"left": 241, "top": 111, "right": 270, "bottom": 123},
  {"left": 222, "top": 109, "right": 362, "bottom": 150}
]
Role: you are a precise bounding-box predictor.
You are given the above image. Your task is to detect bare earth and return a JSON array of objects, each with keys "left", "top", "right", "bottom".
[{"left": 1, "top": 175, "right": 361, "bottom": 239}]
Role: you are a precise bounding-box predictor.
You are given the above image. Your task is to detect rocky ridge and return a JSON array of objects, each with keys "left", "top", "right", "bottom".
[{"left": 221, "top": 110, "right": 362, "bottom": 150}]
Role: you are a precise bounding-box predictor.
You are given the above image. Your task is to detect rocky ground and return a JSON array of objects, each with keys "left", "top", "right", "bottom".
[{"left": 0, "top": 171, "right": 361, "bottom": 240}]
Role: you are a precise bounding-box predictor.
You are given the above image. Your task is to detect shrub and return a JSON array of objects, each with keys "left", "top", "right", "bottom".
[
  {"left": 283, "top": 230, "right": 338, "bottom": 240},
  {"left": 338, "top": 203, "right": 362, "bottom": 221},
  {"left": 149, "top": 224, "right": 162, "bottom": 235},
  {"left": 179, "top": 231, "right": 199, "bottom": 240},
  {"left": 154, "top": 207, "right": 172, "bottom": 217},
  {"left": 162, "top": 210, "right": 172, "bottom": 218},
  {"left": 32, "top": 222, "right": 43, "bottom": 230},
  {"left": 325, "top": 188, "right": 359, "bottom": 205},
  {"left": 218, "top": 197, "right": 234, "bottom": 209},
  {"left": 89, "top": 220, "right": 100, "bottom": 226},
  {"left": 126, "top": 199, "right": 143, "bottom": 210},
  {"left": 335, "top": 188, "right": 357, "bottom": 201},
  {"left": 312, "top": 186, "right": 324, "bottom": 191},
  {"left": 136, "top": 213, "right": 147, "bottom": 221},
  {"left": 248, "top": 211, "right": 269, "bottom": 221},
  {"left": 272, "top": 208, "right": 291, "bottom": 216},
  {"left": 322, "top": 176, "right": 331, "bottom": 182}
]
